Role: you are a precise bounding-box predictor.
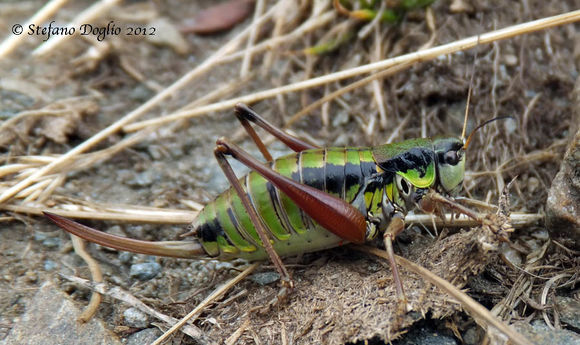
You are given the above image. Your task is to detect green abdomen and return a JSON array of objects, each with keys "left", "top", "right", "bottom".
[{"left": 192, "top": 147, "right": 379, "bottom": 261}]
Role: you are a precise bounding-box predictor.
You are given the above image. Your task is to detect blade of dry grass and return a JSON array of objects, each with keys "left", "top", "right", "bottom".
[
  {"left": 541, "top": 273, "right": 573, "bottom": 329},
  {"left": 3, "top": 203, "right": 196, "bottom": 223},
  {"left": 284, "top": 61, "right": 414, "bottom": 128},
  {"left": 70, "top": 235, "right": 103, "bottom": 323},
  {"left": 240, "top": 0, "right": 265, "bottom": 77},
  {"left": 405, "top": 212, "right": 541, "bottom": 229},
  {"left": 218, "top": 5, "right": 336, "bottom": 64},
  {"left": 32, "top": 0, "right": 122, "bottom": 57},
  {"left": 225, "top": 318, "right": 251, "bottom": 345},
  {"left": 0, "top": 0, "right": 69, "bottom": 60}
]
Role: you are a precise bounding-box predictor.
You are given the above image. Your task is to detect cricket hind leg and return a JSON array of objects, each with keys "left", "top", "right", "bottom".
[
  {"left": 214, "top": 141, "right": 293, "bottom": 312},
  {"left": 233, "top": 103, "right": 319, "bottom": 161},
  {"left": 214, "top": 143, "right": 291, "bottom": 282}
]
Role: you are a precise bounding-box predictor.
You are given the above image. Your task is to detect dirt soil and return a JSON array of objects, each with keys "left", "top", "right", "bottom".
[{"left": 0, "top": 1, "right": 578, "bottom": 344}]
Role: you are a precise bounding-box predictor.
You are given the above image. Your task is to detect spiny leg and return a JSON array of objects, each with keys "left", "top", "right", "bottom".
[
  {"left": 422, "top": 190, "right": 480, "bottom": 222},
  {"left": 234, "top": 103, "right": 319, "bottom": 161},
  {"left": 383, "top": 215, "right": 410, "bottom": 312}
]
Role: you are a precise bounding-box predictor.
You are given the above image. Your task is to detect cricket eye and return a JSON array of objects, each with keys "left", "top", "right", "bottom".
[{"left": 444, "top": 150, "right": 461, "bottom": 165}]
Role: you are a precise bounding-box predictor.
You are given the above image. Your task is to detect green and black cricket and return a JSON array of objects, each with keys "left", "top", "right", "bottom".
[{"left": 44, "top": 103, "right": 507, "bottom": 302}]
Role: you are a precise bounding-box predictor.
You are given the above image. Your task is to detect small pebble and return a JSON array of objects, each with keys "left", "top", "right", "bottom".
[
  {"left": 118, "top": 252, "right": 133, "bottom": 264},
  {"left": 557, "top": 296, "right": 580, "bottom": 330},
  {"left": 503, "top": 54, "right": 518, "bottom": 66},
  {"left": 500, "top": 243, "right": 522, "bottom": 267},
  {"left": 126, "top": 328, "right": 162, "bottom": 345},
  {"left": 123, "top": 307, "right": 149, "bottom": 328},
  {"left": 42, "top": 237, "right": 61, "bottom": 249},
  {"left": 25, "top": 271, "right": 38, "bottom": 283},
  {"left": 130, "top": 262, "right": 162, "bottom": 281},
  {"left": 44, "top": 260, "right": 58, "bottom": 271},
  {"left": 33, "top": 231, "right": 48, "bottom": 242},
  {"left": 147, "top": 17, "right": 189, "bottom": 54},
  {"left": 527, "top": 177, "right": 540, "bottom": 193},
  {"left": 130, "top": 85, "right": 153, "bottom": 102},
  {"left": 148, "top": 145, "right": 164, "bottom": 160},
  {"left": 463, "top": 327, "right": 482, "bottom": 345},
  {"left": 168, "top": 144, "right": 184, "bottom": 158},
  {"left": 125, "top": 225, "right": 145, "bottom": 239},
  {"left": 503, "top": 117, "right": 517, "bottom": 135},
  {"left": 213, "top": 261, "right": 234, "bottom": 271},
  {"left": 249, "top": 272, "right": 280, "bottom": 286},
  {"left": 127, "top": 170, "right": 156, "bottom": 187},
  {"left": 531, "top": 229, "right": 549, "bottom": 240}
]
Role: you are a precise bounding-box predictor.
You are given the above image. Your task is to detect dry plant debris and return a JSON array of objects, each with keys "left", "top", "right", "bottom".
[
  {"left": 0, "top": 1, "right": 579, "bottom": 344},
  {"left": 0, "top": 97, "right": 98, "bottom": 152}
]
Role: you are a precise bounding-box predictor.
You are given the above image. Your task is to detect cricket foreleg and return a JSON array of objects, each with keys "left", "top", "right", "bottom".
[{"left": 383, "top": 215, "right": 410, "bottom": 312}]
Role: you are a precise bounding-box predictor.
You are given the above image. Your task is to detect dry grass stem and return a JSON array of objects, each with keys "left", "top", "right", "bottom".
[
  {"left": 371, "top": 25, "right": 387, "bottom": 132},
  {"left": 0, "top": 109, "right": 71, "bottom": 133},
  {"left": 261, "top": 0, "right": 292, "bottom": 74},
  {"left": 541, "top": 273, "right": 573, "bottom": 329},
  {"left": 16, "top": 177, "right": 52, "bottom": 199},
  {"left": 218, "top": 7, "right": 336, "bottom": 63},
  {"left": 1, "top": 203, "right": 196, "bottom": 223},
  {"left": 182, "top": 74, "right": 254, "bottom": 111},
  {"left": 32, "top": 0, "right": 123, "bottom": 57},
  {"left": 285, "top": 62, "right": 415, "bottom": 128},
  {"left": 240, "top": 0, "right": 265, "bottom": 78},
  {"left": 405, "top": 212, "right": 541, "bottom": 229},
  {"left": 386, "top": 113, "right": 411, "bottom": 144},
  {"left": 70, "top": 235, "right": 103, "bottom": 323},
  {"left": 0, "top": 0, "right": 69, "bottom": 59},
  {"left": 225, "top": 318, "right": 251, "bottom": 345},
  {"left": 357, "top": 1, "right": 385, "bottom": 39}
]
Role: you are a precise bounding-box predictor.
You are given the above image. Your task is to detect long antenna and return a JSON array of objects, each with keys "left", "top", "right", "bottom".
[
  {"left": 461, "top": 34, "right": 481, "bottom": 142},
  {"left": 463, "top": 116, "right": 513, "bottom": 150}
]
